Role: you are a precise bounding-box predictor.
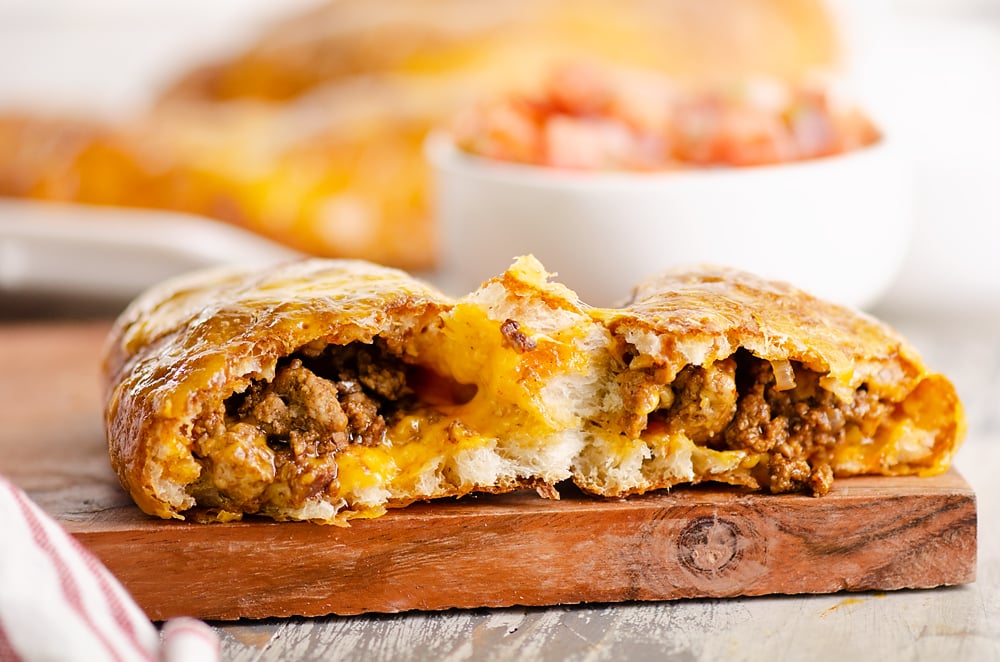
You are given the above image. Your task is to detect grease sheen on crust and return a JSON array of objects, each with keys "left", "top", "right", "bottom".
[{"left": 102, "top": 257, "right": 966, "bottom": 523}]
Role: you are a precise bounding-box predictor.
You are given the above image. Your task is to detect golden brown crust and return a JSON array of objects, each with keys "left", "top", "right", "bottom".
[
  {"left": 161, "top": 0, "right": 839, "bottom": 103},
  {"left": 606, "top": 266, "right": 925, "bottom": 398},
  {"left": 103, "top": 258, "right": 966, "bottom": 523},
  {"left": 578, "top": 266, "right": 965, "bottom": 495},
  {"left": 103, "top": 259, "right": 451, "bottom": 519},
  {"left": 0, "top": 81, "right": 445, "bottom": 270}
]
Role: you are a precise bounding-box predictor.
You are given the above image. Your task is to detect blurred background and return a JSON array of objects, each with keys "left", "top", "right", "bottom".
[{"left": 0, "top": 0, "right": 998, "bottom": 317}]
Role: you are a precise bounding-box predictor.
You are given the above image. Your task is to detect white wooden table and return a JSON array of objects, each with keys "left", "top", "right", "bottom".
[{"left": 208, "top": 310, "right": 1000, "bottom": 661}]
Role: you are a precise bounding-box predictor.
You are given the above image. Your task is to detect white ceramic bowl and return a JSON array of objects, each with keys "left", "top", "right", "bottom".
[{"left": 427, "top": 133, "right": 912, "bottom": 309}]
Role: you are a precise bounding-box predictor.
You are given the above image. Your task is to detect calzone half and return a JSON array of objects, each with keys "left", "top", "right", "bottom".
[{"left": 103, "top": 257, "right": 965, "bottom": 524}]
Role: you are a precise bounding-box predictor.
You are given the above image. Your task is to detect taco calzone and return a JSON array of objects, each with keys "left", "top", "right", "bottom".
[
  {"left": 103, "top": 257, "right": 965, "bottom": 524},
  {"left": 577, "top": 267, "right": 964, "bottom": 498}
]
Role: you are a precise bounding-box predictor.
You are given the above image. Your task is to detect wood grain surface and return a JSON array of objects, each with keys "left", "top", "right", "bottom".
[{"left": 0, "top": 322, "right": 978, "bottom": 621}]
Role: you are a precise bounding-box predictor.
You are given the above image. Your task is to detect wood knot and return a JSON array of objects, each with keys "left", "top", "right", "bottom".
[{"left": 678, "top": 516, "right": 740, "bottom": 574}]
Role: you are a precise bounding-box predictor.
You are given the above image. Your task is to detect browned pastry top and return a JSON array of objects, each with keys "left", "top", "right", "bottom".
[{"left": 103, "top": 257, "right": 965, "bottom": 524}]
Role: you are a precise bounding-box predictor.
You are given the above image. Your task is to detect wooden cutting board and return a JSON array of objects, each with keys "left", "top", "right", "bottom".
[{"left": 0, "top": 322, "right": 977, "bottom": 621}]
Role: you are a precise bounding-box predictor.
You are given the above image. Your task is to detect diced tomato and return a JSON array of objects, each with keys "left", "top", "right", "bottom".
[{"left": 452, "top": 62, "right": 879, "bottom": 171}]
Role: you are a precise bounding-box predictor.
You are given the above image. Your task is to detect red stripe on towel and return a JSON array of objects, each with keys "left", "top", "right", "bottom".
[
  {"left": 73, "top": 531, "right": 150, "bottom": 651},
  {"left": 163, "top": 618, "right": 221, "bottom": 649},
  {"left": 0, "top": 620, "right": 23, "bottom": 662},
  {"left": 10, "top": 488, "right": 133, "bottom": 662}
]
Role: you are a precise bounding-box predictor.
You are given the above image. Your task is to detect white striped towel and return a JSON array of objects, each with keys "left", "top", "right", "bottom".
[{"left": 0, "top": 475, "right": 220, "bottom": 662}]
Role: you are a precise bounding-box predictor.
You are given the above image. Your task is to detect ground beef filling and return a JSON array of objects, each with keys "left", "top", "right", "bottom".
[
  {"left": 208, "top": 341, "right": 413, "bottom": 509},
  {"left": 639, "top": 351, "right": 893, "bottom": 496},
  {"left": 238, "top": 344, "right": 410, "bottom": 451}
]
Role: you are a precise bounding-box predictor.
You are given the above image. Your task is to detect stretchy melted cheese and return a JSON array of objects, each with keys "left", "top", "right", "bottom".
[{"left": 102, "top": 257, "right": 965, "bottom": 524}]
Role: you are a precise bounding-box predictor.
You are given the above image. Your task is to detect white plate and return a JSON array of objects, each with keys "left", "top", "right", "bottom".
[{"left": 0, "top": 200, "right": 301, "bottom": 305}]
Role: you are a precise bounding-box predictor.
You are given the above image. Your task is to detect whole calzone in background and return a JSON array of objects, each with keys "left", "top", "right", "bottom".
[{"left": 0, "top": 0, "right": 839, "bottom": 269}]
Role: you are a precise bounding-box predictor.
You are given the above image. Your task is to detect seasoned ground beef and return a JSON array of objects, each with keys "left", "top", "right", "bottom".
[
  {"left": 215, "top": 340, "right": 412, "bottom": 505},
  {"left": 663, "top": 359, "right": 738, "bottom": 444},
  {"left": 617, "top": 369, "right": 673, "bottom": 438},
  {"left": 719, "top": 352, "right": 891, "bottom": 495},
  {"left": 238, "top": 359, "right": 350, "bottom": 455},
  {"left": 500, "top": 319, "right": 537, "bottom": 353},
  {"left": 621, "top": 361, "right": 738, "bottom": 442},
  {"left": 235, "top": 343, "right": 409, "bottom": 452},
  {"left": 634, "top": 350, "right": 894, "bottom": 496}
]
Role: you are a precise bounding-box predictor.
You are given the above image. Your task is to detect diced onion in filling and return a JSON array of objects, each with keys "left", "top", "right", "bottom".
[{"left": 771, "top": 360, "right": 796, "bottom": 391}]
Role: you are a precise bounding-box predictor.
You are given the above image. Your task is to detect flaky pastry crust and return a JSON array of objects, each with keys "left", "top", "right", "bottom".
[{"left": 103, "top": 257, "right": 965, "bottom": 523}]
